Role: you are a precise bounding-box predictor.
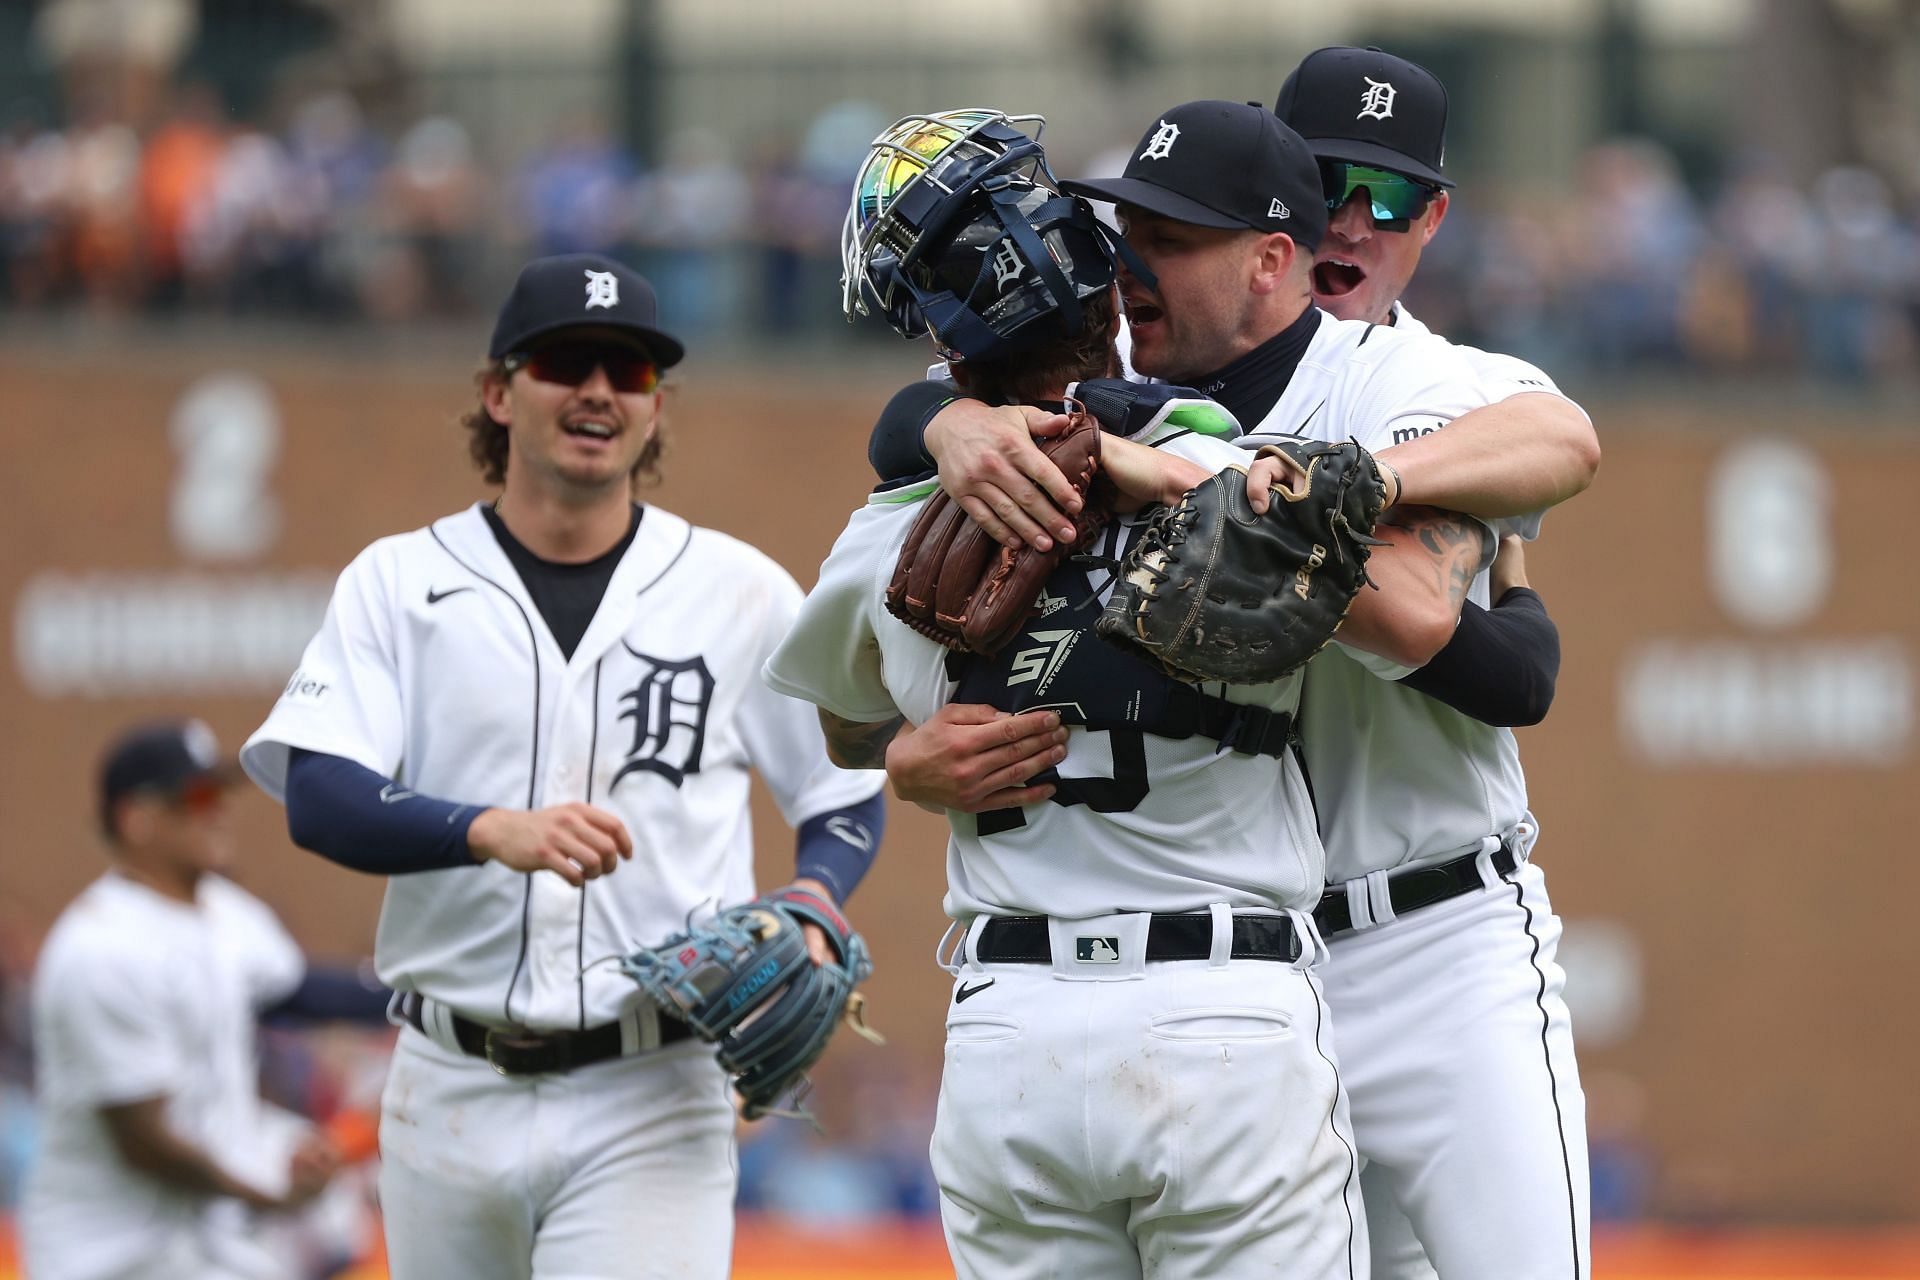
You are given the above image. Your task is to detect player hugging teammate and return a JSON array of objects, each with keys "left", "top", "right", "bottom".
[{"left": 821, "top": 67, "right": 1600, "bottom": 1280}]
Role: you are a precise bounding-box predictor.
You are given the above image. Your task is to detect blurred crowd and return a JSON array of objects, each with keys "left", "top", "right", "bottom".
[
  {"left": 0, "top": 84, "right": 862, "bottom": 343},
  {"left": 2, "top": 82, "right": 1916, "bottom": 381}
]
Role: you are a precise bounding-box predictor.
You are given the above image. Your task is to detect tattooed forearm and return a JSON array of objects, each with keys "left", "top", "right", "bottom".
[
  {"left": 1387, "top": 505, "right": 1491, "bottom": 611},
  {"left": 819, "top": 710, "right": 906, "bottom": 770}
]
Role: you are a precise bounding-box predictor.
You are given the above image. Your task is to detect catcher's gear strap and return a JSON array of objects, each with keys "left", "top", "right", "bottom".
[{"left": 948, "top": 555, "right": 1296, "bottom": 759}]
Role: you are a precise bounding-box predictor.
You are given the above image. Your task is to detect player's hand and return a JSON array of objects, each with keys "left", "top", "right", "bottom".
[
  {"left": 279, "top": 1132, "right": 340, "bottom": 1210},
  {"left": 925, "top": 400, "right": 1081, "bottom": 551},
  {"left": 1102, "top": 437, "right": 1209, "bottom": 511},
  {"left": 1243, "top": 454, "right": 1310, "bottom": 515},
  {"left": 1491, "top": 533, "right": 1530, "bottom": 596},
  {"left": 787, "top": 876, "right": 839, "bottom": 966},
  {"left": 885, "top": 704, "right": 1067, "bottom": 814},
  {"left": 467, "top": 804, "right": 634, "bottom": 885}
]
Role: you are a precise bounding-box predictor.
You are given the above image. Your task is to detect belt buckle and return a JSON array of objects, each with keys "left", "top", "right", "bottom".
[{"left": 483, "top": 1027, "right": 549, "bottom": 1077}]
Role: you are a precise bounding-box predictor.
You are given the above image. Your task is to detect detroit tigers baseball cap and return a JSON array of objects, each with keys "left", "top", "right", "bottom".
[
  {"left": 1062, "top": 100, "right": 1327, "bottom": 250},
  {"left": 98, "top": 719, "right": 239, "bottom": 836},
  {"left": 488, "top": 253, "right": 686, "bottom": 367},
  {"left": 1274, "top": 46, "right": 1454, "bottom": 189}
]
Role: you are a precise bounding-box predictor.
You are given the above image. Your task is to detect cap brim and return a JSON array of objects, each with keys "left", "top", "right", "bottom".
[
  {"left": 1060, "top": 177, "right": 1249, "bottom": 229},
  {"left": 1302, "top": 137, "right": 1453, "bottom": 189},
  {"left": 500, "top": 320, "right": 687, "bottom": 369}
]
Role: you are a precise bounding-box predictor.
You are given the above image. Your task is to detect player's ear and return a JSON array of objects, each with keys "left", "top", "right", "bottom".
[
  {"left": 110, "top": 794, "right": 157, "bottom": 848},
  {"left": 482, "top": 372, "right": 512, "bottom": 427},
  {"left": 1420, "top": 190, "right": 1450, "bottom": 245},
  {"left": 1248, "top": 231, "right": 1301, "bottom": 298}
]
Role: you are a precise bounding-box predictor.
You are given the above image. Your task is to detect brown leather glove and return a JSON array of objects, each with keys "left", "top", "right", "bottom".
[{"left": 886, "top": 407, "right": 1111, "bottom": 657}]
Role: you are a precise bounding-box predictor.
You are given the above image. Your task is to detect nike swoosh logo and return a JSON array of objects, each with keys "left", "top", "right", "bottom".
[
  {"left": 954, "top": 979, "right": 995, "bottom": 1004},
  {"left": 426, "top": 586, "right": 472, "bottom": 605},
  {"left": 378, "top": 783, "right": 417, "bottom": 805}
]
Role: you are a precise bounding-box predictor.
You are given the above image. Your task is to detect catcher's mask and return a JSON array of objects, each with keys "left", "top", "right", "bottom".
[{"left": 841, "top": 109, "right": 1144, "bottom": 363}]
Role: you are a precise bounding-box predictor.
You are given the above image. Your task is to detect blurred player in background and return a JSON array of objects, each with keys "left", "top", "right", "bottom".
[
  {"left": 21, "top": 720, "right": 361, "bottom": 1280},
  {"left": 241, "top": 253, "right": 886, "bottom": 1280}
]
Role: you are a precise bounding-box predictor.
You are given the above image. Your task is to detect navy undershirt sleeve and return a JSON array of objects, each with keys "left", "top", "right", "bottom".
[
  {"left": 1396, "top": 587, "right": 1560, "bottom": 727},
  {"left": 793, "top": 791, "right": 887, "bottom": 904},
  {"left": 258, "top": 964, "right": 393, "bottom": 1026},
  {"left": 284, "top": 748, "right": 483, "bottom": 875},
  {"left": 869, "top": 380, "right": 955, "bottom": 485}
]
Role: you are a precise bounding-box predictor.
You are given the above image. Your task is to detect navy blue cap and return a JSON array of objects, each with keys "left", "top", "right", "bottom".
[
  {"left": 98, "top": 719, "right": 236, "bottom": 835},
  {"left": 1062, "top": 100, "right": 1327, "bottom": 250},
  {"left": 1274, "top": 47, "right": 1454, "bottom": 189},
  {"left": 488, "top": 254, "right": 686, "bottom": 367}
]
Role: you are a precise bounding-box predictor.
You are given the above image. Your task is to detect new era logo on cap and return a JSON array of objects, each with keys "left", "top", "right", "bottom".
[{"left": 1061, "top": 100, "right": 1327, "bottom": 250}]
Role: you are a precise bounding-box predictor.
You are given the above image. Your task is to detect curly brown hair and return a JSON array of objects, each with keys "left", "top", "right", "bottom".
[
  {"left": 955, "top": 288, "right": 1119, "bottom": 406},
  {"left": 458, "top": 359, "right": 665, "bottom": 488}
]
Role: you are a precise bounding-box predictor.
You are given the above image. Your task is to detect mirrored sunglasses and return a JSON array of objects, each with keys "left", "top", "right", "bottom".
[
  {"left": 1320, "top": 162, "right": 1436, "bottom": 232},
  {"left": 506, "top": 344, "right": 660, "bottom": 394}
]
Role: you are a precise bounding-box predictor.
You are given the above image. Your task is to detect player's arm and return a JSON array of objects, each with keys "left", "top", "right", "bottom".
[
  {"left": 257, "top": 965, "right": 393, "bottom": 1026},
  {"left": 1378, "top": 392, "right": 1599, "bottom": 520},
  {"left": 1335, "top": 505, "right": 1491, "bottom": 668},
  {"left": 101, "top": 1096, "right": 337, "bottom": 1212},
  {"left": 1397, "top": 589, "right": 1559, "bottom": 726},
  {"left": 283, "top": 748, "right": 632, "bottom": 887},
  {"left": 1395, "top": 532, "right": 1559, "bottom": 726},
  {"left": 869, "top": 381, "right": 1081, "bottom": 549},
  {"left": 790, "top": 789, "right": 886, "bottom": 908},
  {"left": 880, "top": 705, "right": 1069, "bottom": 814}
]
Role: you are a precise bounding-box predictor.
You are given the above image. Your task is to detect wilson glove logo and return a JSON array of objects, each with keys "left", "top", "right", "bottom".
[{"left": 728, "top": 959, "right": 782, "bottom": 1010}]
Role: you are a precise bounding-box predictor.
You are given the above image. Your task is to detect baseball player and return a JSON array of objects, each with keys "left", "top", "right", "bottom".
[
  {"left": 1269, "top": 46, "right": 1591, "bottom": 1278},
  {"left": 877, "top": 78, "right": 1597, "bottom": 1279},
  {"left": 22, "top": 720, "right": 342, "bottom": 1280},
  {"left": 776, "top": 106, "right": 1540, "bottom": 1280},
  {"left": 239, "top": 254, "right": 887, "bottom": 1280}
]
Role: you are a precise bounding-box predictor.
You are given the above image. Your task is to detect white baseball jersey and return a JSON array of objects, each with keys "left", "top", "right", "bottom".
[
  {"left": 23, "top": 872, "right": 305, "bottom": 1280},
  {"left": 242, "top": 502, "right": 882, "bottom": 1031},
  {"left": 1387, "top": 302, "right": 1590, "bottom": 543},
  {"left": 1226, "top": 314, "right": 1538, "bottom": 882},
  {"left": 765, "top": 421, "right": 1326, "bottom": 920}
]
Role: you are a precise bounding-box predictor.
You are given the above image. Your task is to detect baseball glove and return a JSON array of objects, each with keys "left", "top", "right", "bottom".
[
  {"left": 885, "top": 406, "right": 1111, "bottom": 656},
  {"left": 620, "top": 886, "right": 880, "bottom": 1121},
  {"left": 1095, "top": 438, "right": 1391, "bottom": 684}
]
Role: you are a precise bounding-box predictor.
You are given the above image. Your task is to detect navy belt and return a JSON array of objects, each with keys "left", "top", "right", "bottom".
[
  {"left": 975, "top": 912, "right": 1302, "bottom": 964},
  {"left": 1314, "top": 841, "right": 1521, "bottom": 938},
  {"left": 399, "top": 993, "right": 690, "bottom": 1076}
]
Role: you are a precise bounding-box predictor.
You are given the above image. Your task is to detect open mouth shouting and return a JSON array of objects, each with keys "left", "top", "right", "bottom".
[
  {"left": 1122, "top": 291, "right": 1166, "bottom": 333},
  {"left": 1312, "top": 255, "right": 1367, "bottom": 300}
]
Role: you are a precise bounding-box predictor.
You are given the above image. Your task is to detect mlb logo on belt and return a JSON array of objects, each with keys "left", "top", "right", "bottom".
[{"left": 1076, "top": 936, "right": 1122, "bottom": 963}]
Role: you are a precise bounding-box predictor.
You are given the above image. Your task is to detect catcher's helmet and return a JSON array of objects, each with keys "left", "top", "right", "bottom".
[{"left": 841, "top": 109, "right": 1118, "bottom": 362}]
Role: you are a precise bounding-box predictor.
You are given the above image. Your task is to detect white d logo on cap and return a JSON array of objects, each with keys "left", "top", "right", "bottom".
[
  {"left": 1358, "top": 77, "right": 1397, "bottom": 121},
  {"left": 1139, "top": 120, "right": 1180, "bottom": 161},
  {"left": 584, "top": 269, "right": 620, "bottom": 310}
]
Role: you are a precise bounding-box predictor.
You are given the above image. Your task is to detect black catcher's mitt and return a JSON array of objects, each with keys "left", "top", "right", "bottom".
[
  {"left": 1095, "top": 438, "right": 1390, "bottom": 684},
  {"left": 620, "top": 886, "right": 879, "bottom": 1120},
  {"left": 885, "top": 406, "right": 1112, "bottom": 657}
]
